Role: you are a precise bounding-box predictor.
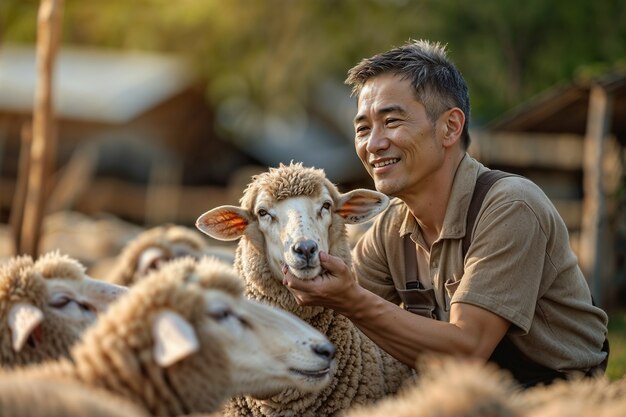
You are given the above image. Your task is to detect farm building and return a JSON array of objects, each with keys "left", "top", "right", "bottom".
[
  {"left": 470, "top": 71, "right": 626, "bottom": 309},
  {"left": 0, "top": 43, "right": 260, "bottom": 226}
]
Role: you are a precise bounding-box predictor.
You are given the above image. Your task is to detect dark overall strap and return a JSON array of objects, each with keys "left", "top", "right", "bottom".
[
  {"left": 463, "top": 169, "right": 608, "bottom": 388},
  {"left": 462, "top": 170, "right": 517, "bottom": 257},
  {"left": 398, "top": 235, "right": 437, "bottom": 319},
  {"left": 403, "top": 235, "right": 417, "bottom": 286}
]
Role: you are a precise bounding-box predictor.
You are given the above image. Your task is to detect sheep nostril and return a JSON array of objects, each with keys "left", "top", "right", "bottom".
[
  {"left": 292, "top": 240, "right": 318, "bottom": 261},
  {"left": 312, "top": 341, "right": 336, "bottom": 361}
]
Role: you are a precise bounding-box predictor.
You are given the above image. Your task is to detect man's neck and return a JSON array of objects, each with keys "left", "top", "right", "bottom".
[{"left": 403, "top": 152, "right": 465, "bottom": 249}]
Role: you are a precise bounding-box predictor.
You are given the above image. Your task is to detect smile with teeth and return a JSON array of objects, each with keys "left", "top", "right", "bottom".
[{"left": 372, "top": 159, "right": 399, "bottom": 168}]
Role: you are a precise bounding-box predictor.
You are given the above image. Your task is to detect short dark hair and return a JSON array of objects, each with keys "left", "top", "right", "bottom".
[{"left": 345, "top": 39, "right": 471, "bottom": 149}]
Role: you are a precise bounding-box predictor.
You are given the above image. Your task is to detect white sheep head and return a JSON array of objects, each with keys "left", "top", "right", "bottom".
[
  {"left": 1, "top": 252, "right": 127, "bottom": 366},
  {"left": 196, "top": 162, "right": 389, "bottom": 281},
  {"left": 73, "top": 256, "right": 336, "bottom": 414},
  {"left": 107, "top": 224, "right": 211, "bottom": 286}
]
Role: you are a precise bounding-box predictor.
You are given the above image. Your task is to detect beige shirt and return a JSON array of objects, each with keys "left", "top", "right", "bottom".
[{"left": 353, "top": 154, "right": 608, "bottom": 372}]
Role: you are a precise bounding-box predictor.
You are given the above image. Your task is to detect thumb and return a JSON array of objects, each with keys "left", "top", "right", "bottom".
[{"left": 319, "top": 251, "right": 347, "bottom": 274}]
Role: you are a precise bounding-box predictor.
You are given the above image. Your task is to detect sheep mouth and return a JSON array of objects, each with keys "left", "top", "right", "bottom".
[
  {"left": 289, "top": 265, "right": 322, "bottom": 280},
  {"left": 289, "top": 366, "right": 331, "bottom": 379}
]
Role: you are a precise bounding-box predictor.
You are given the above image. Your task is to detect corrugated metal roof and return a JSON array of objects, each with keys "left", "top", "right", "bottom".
[{"left": 0, "top": 44, "right": 194, "bottom": 124}]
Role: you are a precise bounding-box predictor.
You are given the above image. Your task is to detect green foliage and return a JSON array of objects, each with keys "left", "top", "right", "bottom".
[
  {"left": 607, "top": 310, "right": 626, "bottom": 381},
  {"left": 2, "top": 0, "right": 626, "bottom": 123}
]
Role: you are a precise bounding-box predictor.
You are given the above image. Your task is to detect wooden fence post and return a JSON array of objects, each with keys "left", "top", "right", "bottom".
[
  {"left": 579, "top": 84, "right": 612, "bottom": 307},
  {"left": 19, "top": 0, "right": 64, "bottom": 256}
]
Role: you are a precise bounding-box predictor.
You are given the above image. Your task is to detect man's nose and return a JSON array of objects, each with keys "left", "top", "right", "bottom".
[{"left": 365, "top": 125, "right": 390, "bottom": 153}]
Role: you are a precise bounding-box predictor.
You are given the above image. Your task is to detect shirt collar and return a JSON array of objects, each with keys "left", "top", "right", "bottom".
[{"left": 398, "top": 153, "right": 484, "bottom": 240}]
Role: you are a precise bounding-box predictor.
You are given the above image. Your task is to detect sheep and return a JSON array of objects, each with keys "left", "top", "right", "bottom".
[
  {"left": 1, "top": 251, "right": 127, "bottom": 368},
  {"left": 101, "top": 224, "right": 235, "bottom": 286},
  {"left": 341, "top": 355, "right": 626, "bottom": 417},
  {"left": 196, "top": 162, "right": 415, "bottom": 417},
  {"left": 517, "top": 373, "right": 626, "bottom": 417},
  {"left": 340, "top": 355, "right": 523, "bottom": 417},
  {"left": 5, "top": 256, "right": 336, "bottom": 416},
  {"left": 0, "top": 373, "right": 149, "bottom": 417}
]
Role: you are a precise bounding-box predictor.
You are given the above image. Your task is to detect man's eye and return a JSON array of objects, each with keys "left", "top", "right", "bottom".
[
  {"left": 385, "top": 118, "right": 399, "bottom": 126},
  {"left": 355, "top": 125, "right": 370, "bottom": 134}
]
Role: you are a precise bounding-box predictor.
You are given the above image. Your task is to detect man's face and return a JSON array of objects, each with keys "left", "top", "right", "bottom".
[{"left": 353, "top": 73, "right": 445, "bottom": 200}]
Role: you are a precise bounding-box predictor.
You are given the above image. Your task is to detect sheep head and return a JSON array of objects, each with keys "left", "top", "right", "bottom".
[
  {"left": 72, "top": 256, "right": 335, "bottom": 415},
  {"left": 107, "top": 224, "right": 211, "bottom": 286},
  {"left": 0, "top": 252, "right": 127, "bottom": 366},
  {"left": 196, "top": 162, "right": 389, "bottom": 281}
]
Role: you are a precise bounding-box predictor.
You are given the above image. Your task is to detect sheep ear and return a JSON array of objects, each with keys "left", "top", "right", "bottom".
[
  {"left": 196, "top": 206, "right": 251, "bottom": 241},
  {"left": 152, "top": 310, "right": 200, "bottom": 367},
  {"left": 336, "top": 189, "right": 390, "bottom": 224},
  {"left": 8, "top": 303, "right": 44, "bottom": 352}
]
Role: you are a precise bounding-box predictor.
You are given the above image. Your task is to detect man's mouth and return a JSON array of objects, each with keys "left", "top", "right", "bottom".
[{"left": 371, "top": 158, "right": 399, "bottom": 168}]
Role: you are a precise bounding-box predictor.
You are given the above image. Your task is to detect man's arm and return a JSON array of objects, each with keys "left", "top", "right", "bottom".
[{"left": 283, "top": 251, "right": 510, "bottom": 367}]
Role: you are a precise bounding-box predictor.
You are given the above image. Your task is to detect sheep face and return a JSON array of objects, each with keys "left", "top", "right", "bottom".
[
  {"left": 200, "top": 288, "right": 336, "bottom": 398},
  {"left": 196, "top": 163, "right": 389, "bottom": 282},
  {"left": 110, "top": 225, "right": 211, "bottom": 286},
  {"left": 44, "top": 275, "right": 127, "bottom": 333},
  {"left": 75, "top": 257, "right": 334, "bottom": 414},
  {"left": 2, "top": 252, "right": 127, "bottom": 365}
]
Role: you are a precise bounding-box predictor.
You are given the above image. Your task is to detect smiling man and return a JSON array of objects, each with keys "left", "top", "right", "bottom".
[{"left": 283, "top": 39, "right": 609, "bottom": 388}]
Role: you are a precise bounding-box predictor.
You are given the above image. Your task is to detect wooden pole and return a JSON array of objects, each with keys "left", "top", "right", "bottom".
[
  {"left": 579, "top": 84, "right": 612, "bottom": 307},
  {"left": 9, "top": 123, "right": 32, "bottom": 255},
  {"left": 19, "top": 0, "right": 64, "bottom": 256}
]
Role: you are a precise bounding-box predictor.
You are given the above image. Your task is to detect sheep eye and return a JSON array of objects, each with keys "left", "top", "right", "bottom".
[
  {"left": 208, "top": 306, "right": 233, "bottom": 321},
  {"left": 49, "top": 296, "right": 71, "bottom": 308},
  {"left": 257, "top": 209, "right": 271, "bottom": 219},
  {"left": 320, "top": 201, "right": 332, "bottom": 213}
]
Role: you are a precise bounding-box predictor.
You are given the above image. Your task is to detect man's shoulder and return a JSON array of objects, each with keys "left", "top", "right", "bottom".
[
  {"left": 382, "top": 197, "right": 409, "bottom": 219},
  {"left": 364, "top": 197, "right": 407, "bottom": 231}
]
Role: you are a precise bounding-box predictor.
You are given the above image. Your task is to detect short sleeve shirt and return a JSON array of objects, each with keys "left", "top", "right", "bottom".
[{"left": 353, "top": 154, "right": 608, "bottom": 372}]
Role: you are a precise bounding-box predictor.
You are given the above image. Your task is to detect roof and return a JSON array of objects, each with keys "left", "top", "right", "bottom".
[
  {"left": 487, "top": 71, "right": 626, "bottom": 136},
  {"left": 217, "top": 80, "right": 365, "bottom": 184},
  {"left": 0, "top": 44, "right": 194, "bottom": 124}
]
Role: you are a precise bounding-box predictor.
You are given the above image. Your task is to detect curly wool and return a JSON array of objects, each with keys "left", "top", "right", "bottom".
[
  {"left": 0, "top": 252, "right": 93, "bottom": 368},
  {"left": 8, "top": 257, "right": 235, "bottom": 417},
  {"left": 341, "top": 355, "right": 523, "bottom": 417},
  {"left": 223, "top": 162, "right": 413, "bottom": 417},
  {"left": 104, "top": 224, "right": 211, "bottom": 286},
  {"left": 0, "top": 373, "right": 149, "bottom": 417},
  {"left": 517, "top": 374, "right": 626, "bottom": 417}
]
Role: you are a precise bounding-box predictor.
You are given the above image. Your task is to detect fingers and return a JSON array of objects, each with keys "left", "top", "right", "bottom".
[{"left": 319, "top": 251, "right": 349, "bottom": 276}]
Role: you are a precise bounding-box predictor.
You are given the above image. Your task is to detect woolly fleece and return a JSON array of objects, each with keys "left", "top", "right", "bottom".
[
  {"left": 0, "top": 373, "right": 149, "bottom": 417},
  {"left": 0, "top": 252, "right": 94, "bottom": 368},
  {"left": 7, "top": 257, "right": 240, "bottom": 416},
  {"left": 221, "top": 163, "right": 414, "bottom": 417},
  {"left": 341, "top": 355, "right": 522, "bottom": 417},
  {"left": 104, "top": 224, "right": 210, "bottom": 286}
]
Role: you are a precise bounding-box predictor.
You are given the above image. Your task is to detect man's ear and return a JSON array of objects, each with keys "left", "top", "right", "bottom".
[
  {"left": 196, "top": 206, "right": 252, "bottom": 241},
  {"left": 441, "top": 107, "right": 465, "bottom": 147},
  {"left": 336, "top": 189, "right": 390, "bottom": 224}
]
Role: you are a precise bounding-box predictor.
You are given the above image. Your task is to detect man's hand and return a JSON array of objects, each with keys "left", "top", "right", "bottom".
[{"left": 282, "top": 251, "right": 362, "bottom": 315}]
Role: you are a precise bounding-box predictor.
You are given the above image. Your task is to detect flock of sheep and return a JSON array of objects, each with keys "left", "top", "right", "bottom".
[{"left": 1, "top": 162, "right": 625, "bottom": 417}]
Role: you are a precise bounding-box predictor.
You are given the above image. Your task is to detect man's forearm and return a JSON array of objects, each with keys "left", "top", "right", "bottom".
[{"left": 339, "top": 286, "right": 486, "bottom": 367}]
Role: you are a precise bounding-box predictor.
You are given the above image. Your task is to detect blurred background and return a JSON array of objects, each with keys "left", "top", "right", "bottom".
[{"left": 0, "top": 0, "right": 625, "bottom": 317}]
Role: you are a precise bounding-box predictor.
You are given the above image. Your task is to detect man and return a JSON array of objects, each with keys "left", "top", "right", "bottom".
[{"left": 283, "top": 39, "right": 608, "bottom": 387}]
